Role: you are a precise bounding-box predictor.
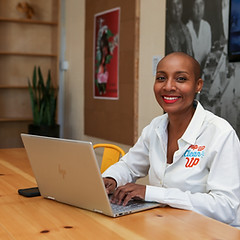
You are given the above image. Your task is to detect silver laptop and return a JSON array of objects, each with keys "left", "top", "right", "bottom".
[{"left": 21, "top": 134, "right": 161, "bottom": 217}]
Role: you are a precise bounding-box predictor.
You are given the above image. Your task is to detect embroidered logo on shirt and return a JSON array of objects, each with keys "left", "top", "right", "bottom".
[{"left": 183, "top": 145, "right": 205, "bottom": 168}]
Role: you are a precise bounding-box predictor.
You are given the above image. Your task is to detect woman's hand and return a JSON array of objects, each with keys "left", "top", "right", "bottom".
[
  {"left": 111, "top": 183, "right": 146, "bottom": 206},
  {"left": 103, "top": 177, "right": 117, "bottom": 194}
]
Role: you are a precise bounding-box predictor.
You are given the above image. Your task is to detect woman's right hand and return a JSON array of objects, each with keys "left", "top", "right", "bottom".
[{"left": 103, "top": 177, "right": 117, "bottom": 194}]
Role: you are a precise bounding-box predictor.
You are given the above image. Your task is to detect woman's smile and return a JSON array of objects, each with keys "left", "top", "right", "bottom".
[{"left": 162, "top": 95, "right": 181, "bottom": 104}]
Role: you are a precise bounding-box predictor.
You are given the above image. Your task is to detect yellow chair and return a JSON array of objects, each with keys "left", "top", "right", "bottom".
[{"left": 93, "top": 143, "right": 125, "bottom": 173}]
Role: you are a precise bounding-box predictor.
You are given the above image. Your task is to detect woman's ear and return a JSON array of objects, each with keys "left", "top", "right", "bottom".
[{"left": 196, "top": 78, "right": 203, "bottom": 93}]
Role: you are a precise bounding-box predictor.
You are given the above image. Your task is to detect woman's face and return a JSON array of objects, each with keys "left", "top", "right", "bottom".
[
  {"left": 222, "top": 0, "right": 228, "bottom": 9},
  {"left": 192, "top": 0, "right": 205, "bottom": 22},
  {"left": 171, "top": 0, "right": 183, "bottom": 22},
  {"left": 154, "top": 53, "right": 203, "bottom": 116},
  {"left": 102, "top": 46, "right": 108, "bottom": 57}
]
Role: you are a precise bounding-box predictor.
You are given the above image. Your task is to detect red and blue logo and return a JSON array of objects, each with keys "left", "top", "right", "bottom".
[{"left": 183, "top": 145, "right": 205, "bottom": 168}]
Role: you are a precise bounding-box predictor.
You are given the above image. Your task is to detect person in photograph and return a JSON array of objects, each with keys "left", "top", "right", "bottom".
[
  {"left": 221, "top": 0, "right": 229, "bottom": 41},
  {"left": 166, "top": 0, "right": 193, "bottom": 55},
  {"left": 186, "top": 0, "right": 211, "bottom": 67},
  {"left": 103, "top": 52, "right": 240, "bottom": 227},
  {"left": 97, "top": 31, "right": 110, "bottom": 95}
]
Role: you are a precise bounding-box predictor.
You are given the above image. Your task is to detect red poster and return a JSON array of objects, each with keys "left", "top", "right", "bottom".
[{"left": 93, "top": 8, "right": 120, "bottom": 99}]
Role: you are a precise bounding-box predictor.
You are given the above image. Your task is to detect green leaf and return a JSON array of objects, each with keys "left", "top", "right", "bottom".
[{"left": 28, "top": 66, "right": 57, "bottom": 126}]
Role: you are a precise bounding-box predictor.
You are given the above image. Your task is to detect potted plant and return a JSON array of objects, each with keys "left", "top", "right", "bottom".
[{"left": 28, "top": 66, "right": 59, "bottom": 137}]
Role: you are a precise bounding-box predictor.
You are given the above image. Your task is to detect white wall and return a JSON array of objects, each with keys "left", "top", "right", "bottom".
[
  {"left": 64, "top": 0, "right": 85, "bottom": 140},
  {"left": 63, "top": 0, "right": 166, "bottom": 154},
  {"left": 138, "top": 0, "right": 165, "bottom": 136}
]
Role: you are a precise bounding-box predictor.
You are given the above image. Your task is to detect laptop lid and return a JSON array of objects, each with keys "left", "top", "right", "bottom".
[{"left": 21, "top": 134, "right": 114, "bottom": 216}]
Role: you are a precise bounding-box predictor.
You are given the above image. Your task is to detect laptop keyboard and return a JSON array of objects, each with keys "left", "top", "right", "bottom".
[
  {"left": 110, "top": 200, "right": 148, "bottom": 214},
  {"left": 108, "top": 194, "right": 160, "bottom": 216}
]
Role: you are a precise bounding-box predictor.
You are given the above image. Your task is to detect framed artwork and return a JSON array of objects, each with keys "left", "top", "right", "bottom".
[
  {"left": 85, "top": 1, "right": 139, "bottom": 145},
  {"left": 93, "top": 8, "right": 120, "bottom": 99},
  {"left": 228, "top": 0, "right": 240, "bottom": 62},
  {"left": 165, "top": 0, "right": 240, "bottom": 138}
]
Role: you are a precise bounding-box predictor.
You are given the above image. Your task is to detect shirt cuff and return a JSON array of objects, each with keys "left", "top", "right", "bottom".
[{"left": 145, "top": 185, "right": 164, "bottom": 202}]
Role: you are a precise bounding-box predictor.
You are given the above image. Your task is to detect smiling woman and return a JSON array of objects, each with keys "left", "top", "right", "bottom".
[
  {"left": 102, "top": 52, "right": 240, "bottom": 227},
  {"left": 153, "top": 53, "right": 203, "bottom": 165},
  {"left": 154, "top": 52, "right": 203, "bottom": 121}
]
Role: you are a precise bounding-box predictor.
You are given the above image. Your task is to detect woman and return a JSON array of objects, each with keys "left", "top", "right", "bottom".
[
  {"left": 186, "top": 0, "right": 212, "bottom": 67},
  {"left": 97, "top": 31, "right": 110, "bottom": 95},
  {"left": 103, "top": 52, "right": 240, "bottom": 227},
  {"left": 166, "top": 0, "right": 193, "bottom": 56}
]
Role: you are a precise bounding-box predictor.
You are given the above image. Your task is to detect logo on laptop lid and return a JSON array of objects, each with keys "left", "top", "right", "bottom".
[{"left": 58, "top": 164, "right": 66, "bottom": 179}]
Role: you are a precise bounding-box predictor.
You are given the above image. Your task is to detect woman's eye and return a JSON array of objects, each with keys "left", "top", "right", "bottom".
[
  {"left": 156, "top": 76, "right": 166, "bottom": 81},
  {"left": 177, "top": 77, "right": 187, "bottom": 81}
]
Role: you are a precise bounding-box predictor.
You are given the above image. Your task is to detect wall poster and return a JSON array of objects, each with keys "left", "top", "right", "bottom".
[
  {"left": 165, "top": 0, "right": 240, "bottom": 138},
  {"left": 85, "top": 1, "right": 139, "bottom": 145},
  {"left": 93, "top": 8, "right": 120, "bottom": 100}
]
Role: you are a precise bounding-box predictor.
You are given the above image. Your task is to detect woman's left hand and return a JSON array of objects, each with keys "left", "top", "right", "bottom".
[{"left": 111, "top": 183, "right": 146, "bottom": 206}]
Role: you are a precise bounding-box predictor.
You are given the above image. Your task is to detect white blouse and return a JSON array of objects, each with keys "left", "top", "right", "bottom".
[{"left": 103, "top": 101, "right": 240, "bottom": 227}]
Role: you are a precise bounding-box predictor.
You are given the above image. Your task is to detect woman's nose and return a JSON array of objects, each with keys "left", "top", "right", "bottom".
[{"left": 163, "top": 79, "right": 176, "bottom": 91}]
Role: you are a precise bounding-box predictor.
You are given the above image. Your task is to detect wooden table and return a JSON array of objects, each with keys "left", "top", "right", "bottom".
[{"left": 0, "top": 148, "right": 239, "bottom": 240}]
